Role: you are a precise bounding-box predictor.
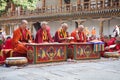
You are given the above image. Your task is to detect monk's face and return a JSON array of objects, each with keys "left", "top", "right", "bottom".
[
  {"left": 21, "top": 22, "right": 28, "bottom": 30},
  {"left": 78, "top": 27, "right": 84, "bottom": 32},
  {"left": 41, "top": 24, "right": 47, "bottom": 30},
  {"left": 62, "top": 26, "right": 68, "bottom": 32}
]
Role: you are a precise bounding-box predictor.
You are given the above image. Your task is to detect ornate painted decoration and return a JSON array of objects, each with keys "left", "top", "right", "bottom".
[
  {"left": 75, "top": 44, "right": 100, "bottom": 60},
  {"left": 36, "top": 45, "right": 67, "bottom": 63},
  {"left": 84, "top": 45, "right": 92, "bottom": 57},
  {"left": 27, "top": 46, "right": 34, "bottom": 63}
]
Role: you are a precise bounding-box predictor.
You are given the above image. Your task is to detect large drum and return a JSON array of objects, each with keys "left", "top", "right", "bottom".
[
  {"left": 104, "top": 52, "right": 120, "bottom": 58},
  {"left": 5, "top": 57, "right": 28, "bottom": 66}
]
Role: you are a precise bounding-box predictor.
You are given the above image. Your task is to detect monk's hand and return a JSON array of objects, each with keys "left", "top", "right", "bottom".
[
  {"left": 116, "top": 50, "right": 120, "bottom": 53},
  {"left": 18, "top": 41, "right": 22, "bottom": 44},
  {"left": 60, "top": 38, "right": 65, "bottom": 40},
  {"left": 105, "top": 46, "right": 110, "bottom": 50},
  {"left": 28, "top": 40, "right": 32, "bottom": 43}
]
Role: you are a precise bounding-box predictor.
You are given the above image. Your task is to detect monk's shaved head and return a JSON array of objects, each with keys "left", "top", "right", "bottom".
[
  {"left": 61, "top": 23, "right": 68, "bottom": 31},
  {"left": 77, "top": 25, "right": 84, "bottom": 32},
  {"left": 41, "top": 21, "right": 48, "bottom": 30},
  {"left": 20, "top": 20, "right": 28, "bottom": 29},
  {"left": 21, "top": 20, "right": 28, "bottom": 25}
]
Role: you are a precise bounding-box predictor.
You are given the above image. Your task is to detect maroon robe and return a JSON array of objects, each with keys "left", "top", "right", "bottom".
[
  {"left": 35, "top": 28, "right": 53, "bottom": 43},
  {"left": 54, "top": 29, "right": 69, "bottom": 43},
  {"left": 105, "top": 38, "right": 116, "bottom": 52}
]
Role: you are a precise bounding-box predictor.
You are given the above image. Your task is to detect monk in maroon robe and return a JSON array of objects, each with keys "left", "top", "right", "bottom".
[
  {"left": 71, "top": 25, "right": 86, "bottom": 42},
  {"left": 102, "top": 35, "right": 116, "bottom": 52},
  {"left": 35, "top": 21, "right": 53, "bottom": 43},
  {"left": 54, "top": 23, "right": 69, "bottom": 43}
]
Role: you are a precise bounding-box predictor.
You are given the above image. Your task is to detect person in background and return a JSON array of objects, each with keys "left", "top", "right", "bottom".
[
  {"left": 113, "top": 25, "right": 119, "bottom": 37},
  {"left": 71, "top": 25, "right": 86, "bottom": 42},
  {"left": 84, "top": 27, "right": 89, "bottom": 36},
  {"left": 84, "top": 27, "right": 90, "bottom": 41},
  {"left": 35, "top": 21, "right": 53, "bottom": 43},
  {"left": 12, "top": 20, "right": 32, "bottom": 57},
  {"left": 103, "top": 35, "right": 116, "bottom": 52},
  {"left": 3, "top": 36, "right": 12, "bottom": 49},
  {"left": 91, "top": 27, "right": 96, "bottom": 36},
  {"left": 54, "top": 23, "right": 69, "bottom": 43},
  {"left": 2, "top": 28, "right": 6, "bottom": 39},
  {"left": 0, "top": 29, "right": 5, "bottom": 50}
]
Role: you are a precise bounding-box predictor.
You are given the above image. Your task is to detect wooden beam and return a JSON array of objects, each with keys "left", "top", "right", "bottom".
[
  {"left": 59, "top": 0, "right": 62, "bottom": 7},
  {"left": 43, "top": 0, "right": 46, "bottom": 8},
  {"left": 97, "top": 18, "right": 112, "bottom": 37},
  {"left": 75, "top": 19, "right": 86, "bottom": 25},
  {"left": 77, "top": 0, "right": 80, "bottom": 4}
]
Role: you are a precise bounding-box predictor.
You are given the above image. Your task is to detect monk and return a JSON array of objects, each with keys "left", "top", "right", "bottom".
[
  {"left": 84, "top": 27, "right": 90, "bottom": 37},
  {"left": 12, "top": 20, "right": 32, "bottom": 56},
  {"left": 3, "top": 37, "right": 12, "bottom": 49},
  {"left": 71, "top": 25, "right": 86, "bottom": 42},
  {"left": 91, "top": 27, "right": 96, "bottom": 36},
  {"left": 54, "top": 23, "right": 69, "bottom": 43},
  {"left": 102, "top": 35, "right": 116, "bottom": 52},
  {"left": 35, "top": 21, "right": 53, "bottom": 43}
]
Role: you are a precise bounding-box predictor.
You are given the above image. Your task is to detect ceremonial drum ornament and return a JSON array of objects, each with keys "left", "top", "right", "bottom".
[
  {"left": 27, "top": 50, "right": 34, "bottom": 60},
  {"left": 38, "top": 49, "right": 46, "bottom": 59},
  {"left": 5, "top": 57, "right": 28, "bottom": 66},
  {"left": 104, "top": 52, "right": 120, "bottom": 58},
  {"left": 84, "top": 46, "right": 92, "bottom": 57},
  {"left": 47, "top": 46, "right": 56, "bottom": 61},
  {"left": 77, "top": 47, "right": 84, "bottom": 56}
]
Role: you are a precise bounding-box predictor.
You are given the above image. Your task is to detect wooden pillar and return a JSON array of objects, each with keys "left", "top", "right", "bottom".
[
  {"left": 43, "top": 0, "right": 46, "bottom": 8},
  {"left": 78, "top": 20, "right": 86, "bottom": 25},
  {"left": 75, "top": 20, "right": 86, "bottom": 28},
  {"left": 77, "top": 0, "right": 80, "bottom": 4},
  {"left": 99, "top": 20, "right": 104, "bottom": 37},
  {"left": 98, "top": 18, "right": 112, "bottom": 38},
  {"left": 108, "top": 20, "right": 110, "bottom": 35},
  {"left": 59, "top": 0, "right": 62, "bottom": 7}
]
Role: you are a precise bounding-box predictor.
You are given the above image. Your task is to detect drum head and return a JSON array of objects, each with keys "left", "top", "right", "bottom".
[{"left": 6, "top": 57, "right": 26, "bottom": 60}]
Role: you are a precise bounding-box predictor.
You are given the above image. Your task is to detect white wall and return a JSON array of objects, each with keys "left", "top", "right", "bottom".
[
  {"left": 48, "top": 20, "right": 75, "bottom": 37},
  {"left": 42, "top": 18, "right": 120, "bottom": 38},
  {"left": 46, "top": 0, "right": 58, "bottom": 7}
]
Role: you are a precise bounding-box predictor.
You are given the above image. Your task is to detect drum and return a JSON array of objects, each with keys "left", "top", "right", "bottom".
[
  {"left": 104, "top": 52, "right": 120, "bottom": 58},
  {"left": 5, "top": 57, "right": 28, "bottom": 66}
]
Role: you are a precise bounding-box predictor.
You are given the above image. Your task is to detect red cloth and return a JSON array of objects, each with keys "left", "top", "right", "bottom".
[
  {"left": 104, "top": 38, "right": 116, "bottom": 52},
  {"left": 0, "top": 56, "right": 5, "bottom": 64},
  {"left": 3, "top": 38, "right": 13, "bottom": 49},
  {"left": 54, "top": 29, "right": 69, "bottom": 43},
  {"left": 35, "top": 28, "right": 53, "bottom": 43}
]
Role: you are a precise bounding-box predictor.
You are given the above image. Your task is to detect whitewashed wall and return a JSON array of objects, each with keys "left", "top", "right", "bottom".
[
  {"left": 38, "top": 19, "right": 120, "bottom": 38},
  {"left": 46, "top": 0, "right": 58, "bottom": 6}
]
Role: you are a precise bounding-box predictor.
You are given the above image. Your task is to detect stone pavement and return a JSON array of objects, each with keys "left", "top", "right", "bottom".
[{"left": 0, "top": 58, "right": 120, "bottom": 80}]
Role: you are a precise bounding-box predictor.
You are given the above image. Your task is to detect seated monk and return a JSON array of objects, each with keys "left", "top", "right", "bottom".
[
  {"left": 12, "top": 20, "right": 32, "bottom": 57},
  {"left": 103, "top": 35, "right": 116, "bottom": 52},
  {"left": 71, "top": 25, "right": 86, "bottom": 42},
  {"left": 3, "top": 37, "right": 12, "bottom": 49},
  {"left": 35, "top": 21, "right": 53, "bottom": 43},
  {"left": 54, "top": 23, "right": 69, "bottom": 43}
]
